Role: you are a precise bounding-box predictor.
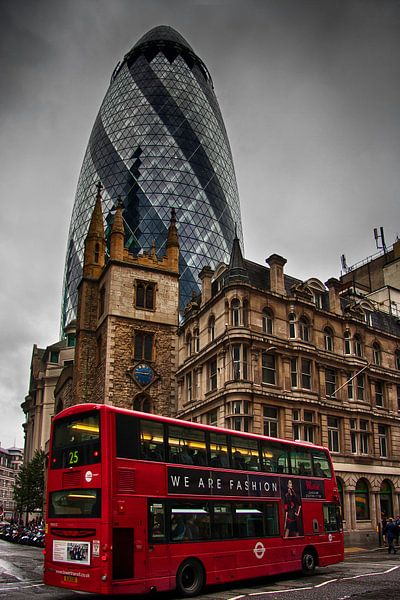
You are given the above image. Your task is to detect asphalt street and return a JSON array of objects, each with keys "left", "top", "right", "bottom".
[{"left": 0, "top": 540, "right": 399, "bottom": 599}]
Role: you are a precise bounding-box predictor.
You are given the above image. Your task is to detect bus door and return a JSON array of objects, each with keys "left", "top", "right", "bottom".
[
  {"left": 112, "top": 499, "right": 146, "bottom": 582},
  {"left": 147, "top": 501, "right": 170, "bottom": 579}
]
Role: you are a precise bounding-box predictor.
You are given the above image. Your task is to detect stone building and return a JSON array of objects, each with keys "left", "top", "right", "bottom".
[
  {"left": 0, "top": 445, "right": 23, "bottom": 519},
  {"left": 21, "top": 322, "right": 76, "bottom": 463},
  {"left": 176, "top": 236, "right": 400, "bottom": 546},
  {"left": 56, "top": 184, "right": 180, "bottom": 416}
]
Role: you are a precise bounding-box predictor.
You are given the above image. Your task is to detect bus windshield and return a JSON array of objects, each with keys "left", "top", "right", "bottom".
[{"left": 51, "top": 411, "right": 100, "bottom": 469}]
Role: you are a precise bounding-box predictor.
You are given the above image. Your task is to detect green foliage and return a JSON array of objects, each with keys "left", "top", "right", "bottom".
[{"left": 13, "top": 450, "right": 46, "bottom": 516}]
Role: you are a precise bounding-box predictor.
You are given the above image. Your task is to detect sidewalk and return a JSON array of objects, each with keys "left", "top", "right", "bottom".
[{"left": 345, "top": 545, "right": 389, "bottom": 555}]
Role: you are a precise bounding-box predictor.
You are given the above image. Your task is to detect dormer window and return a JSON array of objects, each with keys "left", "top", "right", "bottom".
[{"left": 373, "top": 342, "right": 382, "bottom": 366}]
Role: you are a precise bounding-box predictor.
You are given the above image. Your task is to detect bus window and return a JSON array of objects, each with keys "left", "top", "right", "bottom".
[
  {"left": 49, "top": 489, "right": 101, "bottom": 518},
  {"left": 323, "top": 503, "right": 342, "bottom": 532},
  {"left": 234, "top": 503, "right": 264, "bottom": 538},
  {"left": 140, "top": 419, "right": 165, "bottom": 461},
  {"left": 261, "top": 441, "right": 290, "bottom": 473},
  {"left": 213, "top": 503, "right": 233, "bottom": 539},
  {"left": 290, "top": 448, "right": 312, "bottom": 476},
  {"left": 265, "top": 502, "right": 280, "bottom": 536},
  {"left": 170, "top": 503, "right": 210, "bottom": 541},
  {"left": 231, "top": 436, "right": 260, "bottom": 471},
  {"left": 149, "top": 501, "right": 166, "bottom": 542},
  {"left": 51, "top": 411, "right": 100, "bottom": 469},
  {"left": 116, "top": 414, "right": 139, "bottom": 459},
  {"left": 312, "top": 450, "right": 332, "bottom": 478},
  {"left": 167, "top": 425, "right": 206, "bottom": 465},
  {"left": 209, "top": 432, "right": 229, "bottom": 468}
]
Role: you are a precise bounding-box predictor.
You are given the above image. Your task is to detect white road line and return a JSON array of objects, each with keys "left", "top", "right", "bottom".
[{"left": 227, "top": 564, "right": 400, "bottom": 600}]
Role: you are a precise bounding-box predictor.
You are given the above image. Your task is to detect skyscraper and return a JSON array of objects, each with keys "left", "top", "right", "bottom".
[{"left": 62, "top": 25, "right": 243, "bottom": 330}]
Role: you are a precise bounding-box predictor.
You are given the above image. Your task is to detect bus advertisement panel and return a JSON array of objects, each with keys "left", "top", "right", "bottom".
[{"left": 44, "top": 404, "right": 343, "bottom": 597}]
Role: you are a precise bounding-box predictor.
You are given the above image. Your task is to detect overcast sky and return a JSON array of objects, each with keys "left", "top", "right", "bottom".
[{"left": 0, "top": 0, "right": 399, "bottom": 449}]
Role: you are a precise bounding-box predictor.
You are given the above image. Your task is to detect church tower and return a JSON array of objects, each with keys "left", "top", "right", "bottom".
[{"left": 71, "top": 184, "right": 180, "bottom": 416}]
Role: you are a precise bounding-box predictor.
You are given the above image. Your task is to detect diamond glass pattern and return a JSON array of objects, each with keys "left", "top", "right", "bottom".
[{"left": 61, "top": 26, "right": 243, "bottom": 330}]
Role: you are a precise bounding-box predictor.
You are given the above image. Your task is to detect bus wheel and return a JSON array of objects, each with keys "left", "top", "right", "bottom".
[
  {"left": 176, "top": 558, "right": 205, "bottom": 597},
  {"left": 302, "top": 549, "right": 316, "bottom": 575}
]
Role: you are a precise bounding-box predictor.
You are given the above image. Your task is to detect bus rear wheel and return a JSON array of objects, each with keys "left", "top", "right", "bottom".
[
  {"left": 302, "top": 549, "right": 316, "bottom": 575},
  {"left": 176, "top": 558, "right": 205, "bottom": 597}
]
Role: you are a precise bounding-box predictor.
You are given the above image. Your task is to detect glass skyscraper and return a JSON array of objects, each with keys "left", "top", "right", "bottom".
[{"left": 62, "top": 25, "right": 243, "bottom": 330}]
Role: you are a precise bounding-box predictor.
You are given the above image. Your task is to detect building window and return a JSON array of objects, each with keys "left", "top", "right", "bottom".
[
  {"left": 290, "top": 358, "right": 298, "bottom": 388},
  {"left": 357, "top": 373, "right": 365, "bottom": 401},
  {"left": 208, "top": 358, "right": 217, "bottom": 391},
  {"left": 301, "top": 359, "right": 312, "bottom": 389},
  {"left": 136, "top": 281, "right": 155, "bottom": 310},
  {"left": 351, "top": 419, "right": 369, "bottom": 454},
  {"left": 262, "top": 308, "right": 273, "bottom": 334},
  {"left": 232, "top": 345, "right": 248, "bottom": 380},
  {"left": 193, "top": 328, "right": 200, "bottom": 353},
  {"left": 314, "top": 292, "right": 323, "bottom": 309},
  {"left": 186, "top": 333, "right": 192, "bottom": 356},
  {"left": 50, "top": 351, "right": 59, "bottom": 364},
  {"left": 299, "top": 316, "right": 310, "bottom": 342},
  {"left": 325, "top": 368, "right": 337, "bottom": 397},
  {"left": 344, "top": 331, "right": 351, "bottom": 355},
  {"left": 355, "top": 479, "right": 370, "bottom": 520},
  {"left": 133, "top": 394, "right": 151, "bottom": 413},
  {"left": 288, "top": 313, "right": 296, "bottom": 338},
  {"left": 186, "top": 372, "right": 192, "bottom": 402},
  {"left": 395, "top": 350, "right": 400, "bottom": 370},
  {"left": 99, "top": 285, "right": 106, "bottom": 316},
  {"left": 293, "top": 409, "right": 315, "bottom": 443},
  {"left": 347, "top": 372, "right": 354, "bottom": 400},
  {"left": 327, "top": 416, "right": 340, "bottom": 452},
  {"left": 208, "top": 316, "right": 215, "bottom": 342},
  {"left": 378, "top": 425, "right": 388, "bottom": 458},
  {"left": 227, "top": 400, "right": 251, "bottom": 432},
  {"left": 67, "top": 333, "right": 76, "bottom": 347},
  {"left": 324, "top": 327, "right": 334, "bottom": 352},
  {"left": 231, "top": 299, "right": 241, "bottom": 327},
  {"left": 397, "top": 385, "right": 400, "bottom": 411},
  {"left": 354, "top": 334, "right": 363, "bottom": 357},
  {"left": 262, "top": 352, "right": 276, "bottom": 385},
  {"left": 243, "top": 299, "right": 249, "bottom": 327},
  {"left": 372, "top": 342, "right": 382, "bottom": 366},
  {"left": 263, "top": 406, "right": 278, "bottom": 437},
  {"left": 207, "top": 409, "right": 218, "bottom": 427},
  {"left": 134, "top": 331, "right": 153, "bottom": 361},
  {"left": 375, "top": 381, "right": 384, "bottom": 407}
]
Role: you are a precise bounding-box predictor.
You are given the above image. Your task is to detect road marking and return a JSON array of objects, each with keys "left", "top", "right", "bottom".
[{"left": 227, "top": 564, "right": 400, "bottom": 599}]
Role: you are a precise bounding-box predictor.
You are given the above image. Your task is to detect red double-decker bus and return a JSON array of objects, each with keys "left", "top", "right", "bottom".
[{"left": 44, "top": 404, "right": 343, "bottom": 596}]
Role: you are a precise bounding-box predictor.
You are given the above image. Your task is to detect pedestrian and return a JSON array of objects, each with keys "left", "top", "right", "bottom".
[
  {"left": 394, "top": 515, "right": 400, "bottom": 546},
  {"left": 383, "top": 517, "right": 398, "bottom": 555}
]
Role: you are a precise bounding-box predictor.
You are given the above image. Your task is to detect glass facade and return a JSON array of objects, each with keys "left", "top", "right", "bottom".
[{"left": 62, "top": 26, "right": 243, "bottom": 330}]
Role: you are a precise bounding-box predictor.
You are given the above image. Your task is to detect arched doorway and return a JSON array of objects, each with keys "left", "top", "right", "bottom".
[{"left": 380, "top": 479, "right": 393, "bottom": 520}]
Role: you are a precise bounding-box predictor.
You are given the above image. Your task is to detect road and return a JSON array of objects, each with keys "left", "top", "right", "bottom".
[{"left": 0, "top": 541, "right": 399, "bottom": 599}]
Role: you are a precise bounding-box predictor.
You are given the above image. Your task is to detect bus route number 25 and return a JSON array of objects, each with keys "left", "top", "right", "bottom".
[{"left": 68, "top": 450, "right": 79, "bottom": 466}]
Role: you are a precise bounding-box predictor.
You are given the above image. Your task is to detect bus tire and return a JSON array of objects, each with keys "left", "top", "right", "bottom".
[
  {"left": 301, "top": 548, "right": 317, "bottom": 575},
  {"left": 176, "top": 558, "right": 205, "bottom": 597}
]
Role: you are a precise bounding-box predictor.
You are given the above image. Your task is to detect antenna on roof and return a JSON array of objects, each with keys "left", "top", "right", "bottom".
[
  {"left": 374, "top": 227, "right": 387, "bottom": 254},
  {"left": 340, "top": 254, "right": 348, "bottom": 274}
]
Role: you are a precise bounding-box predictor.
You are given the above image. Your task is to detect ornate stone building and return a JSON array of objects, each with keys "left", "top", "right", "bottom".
[{"left": 176, "top": 236, "right": 400, "bottom": 546}]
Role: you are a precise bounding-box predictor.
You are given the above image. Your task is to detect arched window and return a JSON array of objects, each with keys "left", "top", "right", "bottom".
[
  {"left": 208, "top": 316, "right": 215, "bottom": 342},
  {"left": 380, "top": 480, "right": 393, "bottom": 522},
  {"left": 231, "top": 299, "right": 241, "bottom": 326},
  {"left": 94, "top": 242, "right": 100, "bottom": 263},
  {"left": 193, "top": 328, "right": 199, "bottom": 353},
  {"left": 262, "top": 308, "right": 273, "bottom": 335},
  {"left": 336, "top": 477, "right": 345, "bottom": 520},
  {"left": 133, "top": 394, "right": 152, "bottom": 413},
  {"left": 243, "top": 299, "right": 249, "bottom": 327},
  {"left": 186, "top": 333, "right": 192, "bottom": 356},
  {"left": 355, "top": 478, "right": 370, "bottom": 521},
  {"left": 299, "top": 316, "right": 310, "bottom": 342},
  {"left": 373, "top": 342, "right": 382, "bottom": 366},
  {"left": 288, "top": 313, "right": 296, "bottom": 338},
  {"left": 354, "top": 334, "right": 363, "bottom": 357},
  {"left": 324, "top": 327, "right": 334, "bottom": 352},
  {"left": 344, "top": 331, "right": 351, "bottom": 355}
]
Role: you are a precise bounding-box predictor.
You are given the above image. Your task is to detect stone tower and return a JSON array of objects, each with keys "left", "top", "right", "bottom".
[{"left": 71, "top": 185, "right": 180, "bottom": 416}]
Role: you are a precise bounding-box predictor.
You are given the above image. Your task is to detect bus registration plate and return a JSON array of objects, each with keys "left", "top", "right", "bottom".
[{"left": 63, "top": 575, "right": 78, "bottom": 583}]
